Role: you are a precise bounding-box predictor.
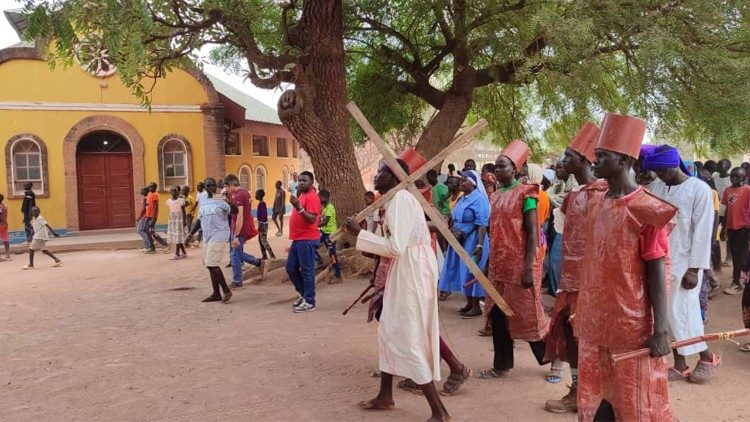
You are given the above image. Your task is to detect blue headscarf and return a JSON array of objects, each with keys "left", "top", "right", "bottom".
[{"left": 640, "top": 145, "right": 692, "bottom": 176}]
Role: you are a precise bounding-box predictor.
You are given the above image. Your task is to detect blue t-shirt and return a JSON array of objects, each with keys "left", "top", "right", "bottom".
[{"left": 199, "top": 197, "right": 231, "bottom": 243}]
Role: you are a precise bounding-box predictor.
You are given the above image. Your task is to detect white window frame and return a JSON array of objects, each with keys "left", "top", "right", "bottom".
[
  {"left": 10, "top": 137, "right": 45, "bottom": 196},
  {"left": 239, "top": 165, "right": 252, "bottom": 191},
  {"left": 255, "top": 165, "right": 267, "bottom": 191},
  {"left": 161, "top": 138, "right": 189, "bottom": 189}
]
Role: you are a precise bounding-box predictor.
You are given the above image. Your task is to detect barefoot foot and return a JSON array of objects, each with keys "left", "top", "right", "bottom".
[
  {"left": 201, "top": 294, "right": 222, "bottom": 302},
  {"left": 356, "top": 398, "right": 394, "bottom": 411}
]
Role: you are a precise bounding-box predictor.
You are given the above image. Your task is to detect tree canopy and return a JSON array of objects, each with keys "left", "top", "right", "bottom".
[{"left": 21, "top": 0, "right": 750, "bottom": 159}]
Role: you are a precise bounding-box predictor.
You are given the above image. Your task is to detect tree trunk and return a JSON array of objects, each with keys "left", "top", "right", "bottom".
[
  {"left": 277, "top": 0, "right": 364, "bottom": 220},
  {"left": 415, "top": 75, "right": 475, "bottom": 161}
]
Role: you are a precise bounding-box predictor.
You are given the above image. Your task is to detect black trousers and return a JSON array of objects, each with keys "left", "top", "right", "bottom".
[
  {"left": 727, "top": 227, "right": 750, "bottom": 285},
  {"left": 491, "top": 305, "right": 547, "bottom": 371}
]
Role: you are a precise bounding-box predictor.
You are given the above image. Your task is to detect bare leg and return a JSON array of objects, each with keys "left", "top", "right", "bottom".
[
  {"left": 28, "top": 249, "right": 34, "bottom": 267},
  {"left": 3, "top": 241, "right": 9, "bottom": 259},
  {"left": 358, "top": 372, "right": 395, "bottom": 410},
  {"left": 418, "top": 382, "right": 451, "bottom": 422},
  {"left": 42, "top": 250, "right": 60, "bottom": 263},
  {"left": 673, "top": 350, "right": 688, "bottom": 372}
]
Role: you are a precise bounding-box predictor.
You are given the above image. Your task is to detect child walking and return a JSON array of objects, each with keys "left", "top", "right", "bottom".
[
  {"left": 255, "top": 189, "right": 276, "bottom": 260},
  {"left": 166, "top": 186, "right": 187, "bottom": 260},
  {"left": 0, "top": 194, "right": 10, "bottom": 260},
  {"left": 318, "top": 190, "right": 342, "bottom": 284},
  {"left": 182, "top": 185, "right": 197, "bottom": 246},
  {"left": 23, "top": 206, "right": 61, "bottom": 269}
]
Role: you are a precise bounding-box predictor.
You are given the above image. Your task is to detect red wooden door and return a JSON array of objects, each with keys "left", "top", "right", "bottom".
[{"left": 77, "top": 153, "right": 134, "bottom": 230}]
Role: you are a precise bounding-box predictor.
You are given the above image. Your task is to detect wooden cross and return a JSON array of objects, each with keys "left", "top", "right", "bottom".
[{"left": 336, "top": 101, "right": 514, "bottom": 316}]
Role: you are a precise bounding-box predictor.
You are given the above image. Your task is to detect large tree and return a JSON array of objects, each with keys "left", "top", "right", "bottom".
[
  {"left": 347, "top": 0, "right": 750, "bottom": 156},
  {"left": 24, "top": 0, "right": 365, "bottom": 219}
]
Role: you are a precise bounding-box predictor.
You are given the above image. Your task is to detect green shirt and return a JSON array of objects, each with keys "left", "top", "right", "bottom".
[
  {"left": 499, "top": 180, "right": 537, "bottom": 213},
  {"left": 321, "top": 202, "right": 337, "bottom": 234},
  {"left": 432, "top": 182, "right": 451, "bottom": 216}
]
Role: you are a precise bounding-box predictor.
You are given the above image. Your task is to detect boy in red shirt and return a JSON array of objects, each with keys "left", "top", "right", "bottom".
[
  {"left": 286, "top": 171, "right": 321, "bottom": 312},
  {"left": 722, "top": 167, "right": 750, "bottom": 295}
]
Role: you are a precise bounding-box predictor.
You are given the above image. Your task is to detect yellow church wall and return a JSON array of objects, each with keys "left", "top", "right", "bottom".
[
  {"left": 0, "top": 109, "right": 207, "bottom": 231},
  {"left": 0, "top": 59, "right": 208, "bottom": 105},
  {"left": 224, "top": 130, "right": 300, "bottom": 198}
]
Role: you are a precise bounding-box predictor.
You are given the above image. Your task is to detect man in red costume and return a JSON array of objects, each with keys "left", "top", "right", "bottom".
[
  {"left": 544, "top": 122, "right": 607, "bottom": 413},
  {"left": 576, "top": 114, "right": 676, "bottom": 421},
  {"left": 477, "top": 140, "right": 550, "bottom": 379}
]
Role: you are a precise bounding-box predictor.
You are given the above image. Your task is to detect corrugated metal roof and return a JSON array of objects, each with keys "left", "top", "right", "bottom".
[
  {"left": 4, "top": 9, "right": 28, "bottom": 38},
  {"left": 206, "top": 74, "right": 281, "bottom": 125}
]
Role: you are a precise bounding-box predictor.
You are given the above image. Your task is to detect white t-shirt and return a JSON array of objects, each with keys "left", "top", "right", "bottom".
[
  {"left": 713, "top": 174, "right": 730, "bottom": 216},
  {"left": 32, "top": 216, "right": 49, "bottom": 240}
]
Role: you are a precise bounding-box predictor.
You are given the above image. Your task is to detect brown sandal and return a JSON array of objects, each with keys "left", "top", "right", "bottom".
[
  {"left": 396, "top": 378, "right": 422, "bottom": 394},
  {"left": 441, "top": 365, "right": 472, "bottom": 395}
]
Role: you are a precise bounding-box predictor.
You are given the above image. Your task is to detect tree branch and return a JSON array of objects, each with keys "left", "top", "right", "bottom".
[{"left": 475, "top": 36, "right": 546, "bottom": 87}]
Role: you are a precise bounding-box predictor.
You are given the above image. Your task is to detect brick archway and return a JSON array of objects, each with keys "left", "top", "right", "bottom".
[{"left": 63, "top": 116, "right": 145, "bottom": 231}]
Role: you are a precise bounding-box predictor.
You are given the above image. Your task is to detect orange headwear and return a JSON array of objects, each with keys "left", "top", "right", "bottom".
[
  {"left": 596, "top": 114, "right": 646, "bottom": 159},
  {"left": 569, "top": 122, "right": 600, "bottom": 162},
  {"left": 395, "top": 147, "right": 427, "bottom": 175},
  {"left": 500, "top": 139, "right": 531, "bottom": 169}
]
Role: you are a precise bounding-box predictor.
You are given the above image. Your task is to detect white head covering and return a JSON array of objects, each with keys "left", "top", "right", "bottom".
[
  {"left": 526, "top": 163, "right": 544, "bottom": 185},
  {"left": 459, "top": 170, "right": 487, "bottom": 197},
  {"left": 543, "top": 168, "right": 556, "bottom": 183}
]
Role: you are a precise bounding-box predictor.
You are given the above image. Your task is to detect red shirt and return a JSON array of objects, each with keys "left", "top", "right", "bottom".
[
  {"left": 231, "top": 188, "right": 257, "bottom": 239},
  {"left": 145, "top": 192, "right": 159, "bottom": 218},
  {"left": 721, "top": 185, "right": 750, "bottom": 230},
  {"left": 289, "top": 188, "right": 321, "bottom": 240}
]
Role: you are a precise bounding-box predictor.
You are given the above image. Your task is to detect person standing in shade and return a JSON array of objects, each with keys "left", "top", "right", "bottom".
[
  {"left": 476, "top": 140, "right": 550, "bottom": 380},
  {"left": 0, "top": 193, "right": 11, "bottom": 261},
  {"left": 575, "top": 114, "right": 675, "bottom": 421},
  {"left": 641, "top": 145, "right": 721, "bottom": 383},
  {"left": 286, "top": 171, "right": 321, "bottom": 313},
  {"left": 272, "top": 180, "right": 286, "bottom": 237},
  {"left": 198, "top": 178, "right": 233, "bottom": 303},
  {"left": 714, "top": 159, "right": 732, "bottom": 243},
  {"left": 721, "top": 167, "right": 750, "bottom": 295},
  {"left": 543, "top": 122, "right": 606, "bottom": 413},
  {"left": 288, "top": 172, "right": 299, "bottom": 198},
  {"left": 438, "top": 170, "right": 490, "bottom": 318},
  {"left": 255, "top": 189, "right": 276, "bottom": 260},
  {"left": 223, "top": 174, "right": 266, "bottom": 288},
  {"left": 426, "top": 170, "right": 451, "bottom": 221},
  {"left": 463, "top": 159, "right": 477, "bottom": 172},
  {"left": 318, "top": 189, "right": 342, "bottom": 284},
  {"left": 21, "top": 182, "right": 36, "bottom": 243},
  {"left": 23, "top": 206, "right": 62, "bottom": 269}
]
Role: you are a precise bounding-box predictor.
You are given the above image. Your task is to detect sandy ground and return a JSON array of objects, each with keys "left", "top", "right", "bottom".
[{"left": 0, "top": 238, "right": 748, "bottom": 421}]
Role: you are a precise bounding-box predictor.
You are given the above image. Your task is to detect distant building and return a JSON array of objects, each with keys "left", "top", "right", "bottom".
[{"left": 0, "top": 10, "right": 298, "bottom": 239}]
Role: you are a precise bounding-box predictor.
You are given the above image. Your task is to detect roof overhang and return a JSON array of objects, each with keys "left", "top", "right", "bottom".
[{"left": 4, "top": 9, "right": 28, "bottom": 39}]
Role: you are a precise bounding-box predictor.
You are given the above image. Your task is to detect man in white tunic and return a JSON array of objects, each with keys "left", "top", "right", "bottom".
[
  {"left": 642, "top": 145, "right": 722, "bottom": 383},
  {"left": 344, "top": 159, "right": 449, "bottom": 422}
]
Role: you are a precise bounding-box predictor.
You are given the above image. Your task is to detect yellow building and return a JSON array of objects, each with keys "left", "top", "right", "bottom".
[{"left": 0, "top": 10, "right": 299, "bottom": 242}]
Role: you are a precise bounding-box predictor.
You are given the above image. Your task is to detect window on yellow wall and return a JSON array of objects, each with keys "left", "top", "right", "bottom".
[
  {"left": 224, "top": 122, "right": 242, "bottom": 156},
  {"left": 255, "top": 166, "right": 267, "bottom": 191},
  {"left": 10, "top": 138, "right": 45, "bottom": 195},
  {"left": 253, "top": 135, "right": 269, "bottom": 156},
  {"left": 239, "top": 166, "right": 252, "bottom": 191},
  {"left": 292, "top": 139, "right": 299, "bottom": 158},
  {"left": 162, "top": 139, "right": 188, "bottom": 188},
  {"left": 277, "top": 138, "right": 288, "bottom": 157}
]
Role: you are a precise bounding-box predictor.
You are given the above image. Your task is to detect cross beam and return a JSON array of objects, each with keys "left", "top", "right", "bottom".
[{"left": 345, "top": 101, "right": 514, "bottom": 316}]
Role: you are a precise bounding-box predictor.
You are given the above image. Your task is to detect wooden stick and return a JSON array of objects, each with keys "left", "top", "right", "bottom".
[
  {"left": 329, "top": 112, "right": 487, "bottom": 242},
  {"left": 342, "top": 283, "right": 374, "bottom": 315},
  {"left": 346, "top": 101, "right": 513, "bottom": 316},
  {"left": 611, "top": 329, "right": 750, "bottom": 363}
]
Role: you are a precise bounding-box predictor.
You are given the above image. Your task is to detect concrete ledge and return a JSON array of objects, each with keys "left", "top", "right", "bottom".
[{"left": 9, "top": 232, "right": 146, "bottom": 254}]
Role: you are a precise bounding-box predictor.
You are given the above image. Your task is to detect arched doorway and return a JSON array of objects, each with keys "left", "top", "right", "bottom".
[{"left": 76, "top": 131, "right": 135, "bottom": 230}]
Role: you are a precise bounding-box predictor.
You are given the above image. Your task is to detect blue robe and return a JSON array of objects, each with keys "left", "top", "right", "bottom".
[{"left": 438, "top": 188, "right": 490, "bottom": 297}]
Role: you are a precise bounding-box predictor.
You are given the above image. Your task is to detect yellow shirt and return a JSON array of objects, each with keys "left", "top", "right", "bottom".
[
  {"left": 449, "top": 193, "right": 463, "bottom": 210},
  {"left": 184, "top": 195, "right": 198, "bottom": 218}
]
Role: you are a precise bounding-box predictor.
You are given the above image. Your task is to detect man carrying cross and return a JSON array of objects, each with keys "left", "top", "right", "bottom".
[{"left": 344, "top": 158, "right": 450, "bottom": 421}]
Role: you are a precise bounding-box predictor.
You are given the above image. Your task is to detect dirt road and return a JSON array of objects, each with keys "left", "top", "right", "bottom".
[{"left": 0, "top": 246, "right": 748, "bottom": 421}]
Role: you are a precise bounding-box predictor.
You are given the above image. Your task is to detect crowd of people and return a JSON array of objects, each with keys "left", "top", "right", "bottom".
[
  {"left": 2, "top": 112, "right": 750, "bottom": 420},
  {"left": 339, "top": 113, "right": 750, "bottom": 421}
]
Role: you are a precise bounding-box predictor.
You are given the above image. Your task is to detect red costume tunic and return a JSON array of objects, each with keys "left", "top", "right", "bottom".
[
  {"left": 575, "top": 186, "right": 677, "bottom": 422},
  {"left": 544, "top": 179, "right": 607, "bottom": 363},
  {"left": 488, "top": 183, "right": 549, "bottom": 342}
]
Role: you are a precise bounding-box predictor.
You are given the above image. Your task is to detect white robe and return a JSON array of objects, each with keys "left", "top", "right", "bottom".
[
  {"left": 650, "top": 178, "right": 713, "bottom": 355},
  {"left": 356, "top": 190, "right": 441, "bottom": 384}
]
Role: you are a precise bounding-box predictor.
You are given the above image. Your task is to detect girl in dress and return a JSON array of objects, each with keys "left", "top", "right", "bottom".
[{"left": 166, "top": 186, "right": 187, "bottom": 259}]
